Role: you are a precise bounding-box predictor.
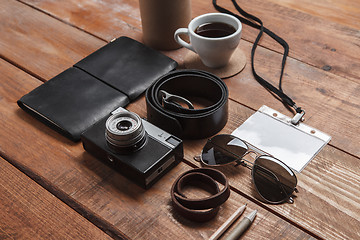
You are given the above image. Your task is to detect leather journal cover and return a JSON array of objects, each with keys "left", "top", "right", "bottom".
[{"left": 17, "top": 36, "right": 178, "bottom": 141}]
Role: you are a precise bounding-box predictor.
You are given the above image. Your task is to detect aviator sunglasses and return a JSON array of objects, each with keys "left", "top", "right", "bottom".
[{"left": 195, "top": 134, "right": 298, "bottom": 204}]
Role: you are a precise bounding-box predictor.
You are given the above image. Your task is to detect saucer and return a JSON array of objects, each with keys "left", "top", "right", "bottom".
[{"left": 183, "top": 47, "right": 247, "bottom": 79}]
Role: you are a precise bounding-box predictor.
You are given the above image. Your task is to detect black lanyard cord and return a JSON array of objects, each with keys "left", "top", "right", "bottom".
[{"left": 212, "top": 0, "right": 303, "bottom": 114}]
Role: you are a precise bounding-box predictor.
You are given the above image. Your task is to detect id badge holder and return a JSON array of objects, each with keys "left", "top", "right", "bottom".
[{"left": 232, "top": 105, "right": 331, "bottom": 172}]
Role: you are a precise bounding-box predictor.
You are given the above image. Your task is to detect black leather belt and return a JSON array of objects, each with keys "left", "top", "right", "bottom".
[
  {"left": 170, "top": 168, "right": 230, "bottom": 222},
  {"left": 145, "top": 70, "right": 228, "bottom": 139}
]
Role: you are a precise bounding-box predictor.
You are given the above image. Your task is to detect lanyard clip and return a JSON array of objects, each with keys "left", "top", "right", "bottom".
[{"left": 291, "top": 109, "right": 305, "bottom": 125}]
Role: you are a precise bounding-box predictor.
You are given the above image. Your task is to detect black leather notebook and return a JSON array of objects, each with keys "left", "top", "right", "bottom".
[{"left": 18, "top": 37, "right": 177, "bottom": 141}]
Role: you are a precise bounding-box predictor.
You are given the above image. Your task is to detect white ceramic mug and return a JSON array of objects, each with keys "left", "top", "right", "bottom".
[{"left": 174, "top": 13, "right": 242, "bottom": 68}]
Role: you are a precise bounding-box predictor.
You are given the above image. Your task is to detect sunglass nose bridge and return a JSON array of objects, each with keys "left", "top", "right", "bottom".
[
  {"left": 246, "top": 150, "right": 260, "bottom": 159},
  {"left": 239, "top": 150, "right": 258, "bottom": 166},
  {"left": 235, "top": 160, "right": 252, "bottom": 170}
]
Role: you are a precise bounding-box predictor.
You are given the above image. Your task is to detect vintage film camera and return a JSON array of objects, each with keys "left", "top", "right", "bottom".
[{"left": 81, "top": 107, "right": 183, "bottom": 188}]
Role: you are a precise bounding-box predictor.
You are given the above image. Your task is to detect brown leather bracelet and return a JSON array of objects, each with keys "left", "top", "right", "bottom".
[{"left": 171, "top": 168, "right": 230, "bottom": 222}]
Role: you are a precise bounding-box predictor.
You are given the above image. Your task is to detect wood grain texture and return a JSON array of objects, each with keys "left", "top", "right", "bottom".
[
  {"left": 0, "top": 57, "right": 314, "bottom": 239},
  {"left": 20, "top": 0, "right": 142, "bottom": 42},
  {"left": 3, "top": 0, "right": 359, "bottom": 158},
  {"left": 128, "top": 95, "right": 360, "bottom": 240},
  {"left": 267, "top": 0, "right": 360, "bottom": 29},
  {"left": 192, "top": 0, "right": 360, "bottom": 82},
  {"left": 0, "top": 157, "right": 112, "bottom": 240},
  {"left": 0, "top": 0, "right": 359, "bottom": 239},
  {"left": 21, "top": 0, "right": 360, "bottom": 83},
  {"left": 0, "top": 0, "right": 106, "bottom": 81},
  {"left": 224, "top": 40, "right": 360, "bottom": 157}
]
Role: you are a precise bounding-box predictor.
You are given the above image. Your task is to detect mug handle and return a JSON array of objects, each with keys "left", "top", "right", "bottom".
[{"left": 174, "top": 28, "right": 195, "bottom": 52}]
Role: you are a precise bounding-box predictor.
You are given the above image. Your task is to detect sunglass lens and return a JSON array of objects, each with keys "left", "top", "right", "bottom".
[
  {"left": 201, "top": 135, "right": 248, "bottom": 166},
  {"left": 252, "top": 156, "right": 297, "bottom": 203}
]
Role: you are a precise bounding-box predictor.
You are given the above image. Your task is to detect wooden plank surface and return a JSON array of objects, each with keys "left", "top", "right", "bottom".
[
  {"left": 0, "top": 157, "right": 112, "bottom": 240},
  {"left": 0, "top": 0, "right": 359, "bottom": 239},
  {"left": 130, "top": 96, "right": 360, "bottom": 240},
  {"left": 0, "top": 0, "right": 106, "bottom": 81},
  {"left": 267, "top": 0, "right": 360, "bottom": 29},
  {"left": 225, "top": 41, "right": 360, "bottom": 157},
  {"left": 5, "top": 0, "right": 360, "bottom": 158},
  {"left": 0, "top": 56, "right": 314, "bottom": 239},
  {"left": 200, "top": 0, "right": 360, "bottom": 82},
  {"left": 21, "top": 0, "right": 360, "bottom": 82}
]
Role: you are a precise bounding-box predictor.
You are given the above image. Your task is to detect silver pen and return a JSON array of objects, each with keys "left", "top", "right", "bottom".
[
  {"left": 224, "top": 209, "right": 257, "bottom": 240},
  {"left": 209, "top": 204, "right": 247, "bottom": 240}
]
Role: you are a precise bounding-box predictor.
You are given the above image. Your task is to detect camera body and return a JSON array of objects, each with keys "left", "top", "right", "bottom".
[{"left": 81, "top": 107, "right": 183, "bottom": 189}]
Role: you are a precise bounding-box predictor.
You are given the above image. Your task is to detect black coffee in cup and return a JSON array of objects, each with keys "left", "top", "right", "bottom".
[
  {"left": 174, "top": 13, "right": 242, "bottom": 68},
  {"left": 195, "top": 22, "right": 236, "bottom": 38}
]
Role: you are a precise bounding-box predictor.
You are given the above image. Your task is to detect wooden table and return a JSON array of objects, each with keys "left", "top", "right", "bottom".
[{"left": 1, "top": 0, "right": 359, "bottom": 239}]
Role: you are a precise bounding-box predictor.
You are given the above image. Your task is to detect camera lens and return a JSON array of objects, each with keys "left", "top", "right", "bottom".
[
  {"left": 105, "top": 111, "right": 147, "bottom": 153},
  {"left": 117, "top": 120, "right": 132, "bottom": 131}
]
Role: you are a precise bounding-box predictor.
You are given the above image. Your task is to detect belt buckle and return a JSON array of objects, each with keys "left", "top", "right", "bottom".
[{"left": 159, "top": 90, "right": 194, "bottom": 110}]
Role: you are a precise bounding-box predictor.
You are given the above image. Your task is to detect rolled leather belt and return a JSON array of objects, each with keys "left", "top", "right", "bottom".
[
  {"left": 171, "top": 168, "right": 230, "bottom": 222},
  {"left": 145, "top": 69, "right": 228, "bottom": 139}
]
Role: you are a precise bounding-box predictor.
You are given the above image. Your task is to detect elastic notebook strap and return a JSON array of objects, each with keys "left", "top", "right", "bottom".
[{"left": 213, "top": 0, "right": 303, "bottom": 114}]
